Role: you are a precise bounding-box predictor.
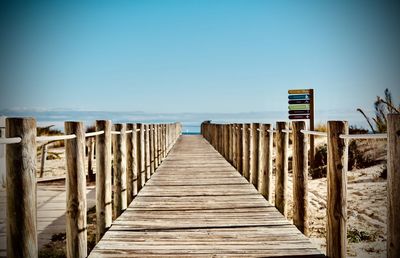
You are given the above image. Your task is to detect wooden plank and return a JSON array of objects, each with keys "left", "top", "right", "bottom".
[{"left": 89, "top": 135, "right": 323, "bottom": 257}]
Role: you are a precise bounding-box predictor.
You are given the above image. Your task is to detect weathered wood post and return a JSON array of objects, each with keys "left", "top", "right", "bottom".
[
  {"left": 161, "top": 124, "right": 166, "bottom": 161},
  {"left": 131, "top": 123, "right": 138, "bottom": 196},
  {"left": 250, "top": 123, "right": 260, "bottom": 188},
  {"left": 112, "top": 123, "right": 127, "bottom": 217},
  {"left": 87, "top": 137, "right": 95, "bottom": 181},
  {"left": 6, "top": 117, "right": 38, "bottom": 258},
  {"left": 232, "top": 124, "right": 237, "bottom": 167},
  {"left": 150, "top": 124, "right": 155, "bottom": 175},
  {"left": 126, "top": 123, "right": 134, "bottom": 204},
  {"left": 292, "top": 121, "right": 309, "bottom": 235},
  {"left": 387, "top": 114, "right": 400, "bottom": 258},
  {"left": 144, "top": 124, "right": 151, "bottom": 181},
  {"left": 236, "top": 123, "right": 242, "bottom": 174},
  {"left": 154, "top": 124, "right": 159, "bottom": 169},
  {"left": 258, "top": 123, "right": 272, "bottom": 200},
  {"left": 65, "top": 121, "right": 87, "bottom": 258},
  {"left": 40, "top": 143, "right": 47, "bottom": 178},
  {"left": 223, "top": 124, "right": 229, "bottom": 159},
  {"left": 242, "top": 123, "right": 250, "bottom": 180},
  {"left": 275, "top": 121, "right": 288, "bottom": 216},
  {"left": 156, "top": 124, "right": 161, "bottom": 166},
  {"left": 95, "top": 120, "right": 112, "bottom": 242},
  {"left": 327, "top": 121, "right": 348, "bottom": 258},
  {"left": 137, "top": 123, "right": 144, "bottom": 190}
]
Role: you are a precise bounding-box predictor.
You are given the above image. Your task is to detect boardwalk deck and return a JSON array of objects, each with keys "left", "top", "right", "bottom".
[{"left": 90, "top": 135, "right": 324, "bottom": 257}]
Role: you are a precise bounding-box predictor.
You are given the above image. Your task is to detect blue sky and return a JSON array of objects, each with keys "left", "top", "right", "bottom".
[{"left": 0, "top": 0, "right": 399, "bottom": 115}]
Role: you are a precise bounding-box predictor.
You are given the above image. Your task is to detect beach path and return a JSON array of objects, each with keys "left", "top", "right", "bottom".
[{"left": 89, "top": 135, "right": 324, "bottom": 257}]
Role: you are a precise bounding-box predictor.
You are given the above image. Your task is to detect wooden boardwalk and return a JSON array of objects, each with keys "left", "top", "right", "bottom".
[{"left": 89, "top": 135, "right": 324, "bottom": 257}]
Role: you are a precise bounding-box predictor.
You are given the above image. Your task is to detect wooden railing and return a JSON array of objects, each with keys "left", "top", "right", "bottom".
[
  {"left": 201, "top": 114, "right": 400, "bottom": 258},
  {"left": 1, "top": 118, "right": 181, "bottom": 258}
]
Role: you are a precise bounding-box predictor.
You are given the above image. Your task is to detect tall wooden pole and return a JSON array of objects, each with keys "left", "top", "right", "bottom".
[
  {"left": 242, "top": 123, "right": 250, "bottom": 181},
  {"left": 236, "top": 123, "right": 243, "bottom": 174},
  {"left": 112, "top": 123, "right": 127, "bottom": 217},
  {"left": 126, "top": 123, "right": 134, "bottom": 204},
  {"left": 258, "top": 123, "right": 272, "bottom": 200},
  {"left": 95, "top": 120, "right": 112, "bottom": 242},
  {"left": 249, "top": 123, "right": 260, "bottom": 188},
  {"left": 150, "top": 124, "right": 155, "bottom": 175},
  {"left": 6, "top": 117, "right": 37, "bottom": 258},
  {"left": 65, "top": 121, "right": 87, "bottom": 258},
  {"left": 387, "top": 114, "right": 400, "bottom": 258},
  {"left": 145, "top": 124, "right": 150, "bottom": 181},
  {"left": 275, "top": 121, "right": 288, "bottom": 217},
  {"left": 292, "top": 121, "right": 309, "bottom": 235},
  {"left": 326, "top": 121, "right": 348, "bottom": 258},
  {"left": 131, "top": 123, "right": 138, "bottom": 196},
  {"left": 137, "top": 123, "right": 144, "bottom": 191}
]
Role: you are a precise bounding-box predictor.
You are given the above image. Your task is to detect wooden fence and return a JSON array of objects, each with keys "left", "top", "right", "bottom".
[
  {"left": 201, "top": 114, "right": 400, "bottom": 258},
  {"left": 1, "top": 118, "right": 181, "bottom": 258}
]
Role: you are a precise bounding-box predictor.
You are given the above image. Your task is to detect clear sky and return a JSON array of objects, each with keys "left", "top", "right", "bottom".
[{"left": 0, "top": 0, "right": 399, "bottom": 114}]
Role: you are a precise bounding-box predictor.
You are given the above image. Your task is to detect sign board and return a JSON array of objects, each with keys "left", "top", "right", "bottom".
[
  {"left": 287, "top": 89, "right": 315, "bottom": 168},
  {"left": 288, "top": 89, "right": 313, "bottom": 121}
]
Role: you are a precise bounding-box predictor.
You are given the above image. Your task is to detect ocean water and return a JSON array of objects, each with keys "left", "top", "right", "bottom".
[{"left": 0, "top": 108, "right": 375, "bottom": 134}]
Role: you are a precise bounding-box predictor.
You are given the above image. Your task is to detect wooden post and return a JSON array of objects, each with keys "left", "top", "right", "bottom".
[
  {"left": 87, "top": 138, "right": 95, "bottom": 181},
  {"left": 65, "top": 121, "right": 87, "bottom": 258},
  {"left": 258, "top": 124, "right": 272, "bottom": 200},
  {"left": 150, "top": 124, "right": 155, "bottom": 175},
  {"left": 157, "top": 124, "right": 162, "bottom": 165},
  {"left": 249, "top": 123, "right": 260, "bottom": 188},
  {"left": 309, "top": 89, "right": 315, "bottom": 169},
  {"left": 154, "top": 124, "right": 158, "bottom": 169},
  {"left": 242, "top": 123, "right": 250, "bottom": 180},
  {"left": 236, "top": 123, "right": 242, "bottom": 173},
  {"left": 112, "top": 123, "right": 127, "bottom": 217},
  {"left": 95, "top": 120, "right": 112, "bottom": 242},
  {"left": 387, "top": 114, "right": 400, "bottom": 258},
  {"left": 6, "top": 117, "right": 38, "bottom": 258},
  {"left": 231, "top": 124, "right": 236, "bottom": 167},
  {"left": 126, "top": 123, "right": 134, "bottom": 204},
  {"left": 145, "top": 124, "right": 151, "bottom": 181},
  {"left": 327, "top": 121, "right": 348, "bottom": 258},
  {"left": 223, "top": 125, "right": 229, "bottom": 159},
  {"left": 137, "top": 123, "right": 144, "bottom": 190},
  {"left": 292, "top": 121, "right": 309, "bottom": 235},
  {"left": 131, "top": 123, "right": 138, "bottom": 196},
  {"left": 275, "top": 121, "right": 288, "bottom": 217},
  {"left": 40, "top": 143, "right": 47, "bottom": 178}
]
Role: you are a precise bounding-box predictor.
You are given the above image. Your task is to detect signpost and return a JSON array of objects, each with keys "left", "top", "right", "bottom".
[{"left": 288, "top": 89, "right": 314, "bottom": 168}]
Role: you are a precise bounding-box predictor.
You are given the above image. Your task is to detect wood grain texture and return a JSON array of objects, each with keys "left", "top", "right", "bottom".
[
  {"left": 126, "top": 123, "right": 134, "bottom": 204},
  {"left": 65, "top": 121, "right": 87, "bottom": 258},
  {"left": 387, "top": 114, "right": 400, "bottom": 258},
  {"left": 258, "top": 123, "right": 272, "bottom": 200},
  {"left": 242, "top": 123, "right": 250, "bottom": 181},
  {"left": 6, "top": 117, "right": 38, "bottom": 258},
  {"left": 327, "top": 121, "right": 348, "bottom": 258},
  {"left": 96, "top": 120, "right": 112, "bottom": 242},
  {"left": 292, "top": 121, "right": 309, "bottom": 235},
  {"left": 249, "top": 123, "right": 260, "bottom": 188},
  {"left": 145, "top": 124, "right": 150, "bottom": 182},
  {"left": 275, "top": 121, "right": 288, "bottom": 217},
  {"left": 113, "top": 123, "right": 127, "bottom": 217},
  {"left": 89, "top": 135, "right": 324, "bottom": 258}
]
